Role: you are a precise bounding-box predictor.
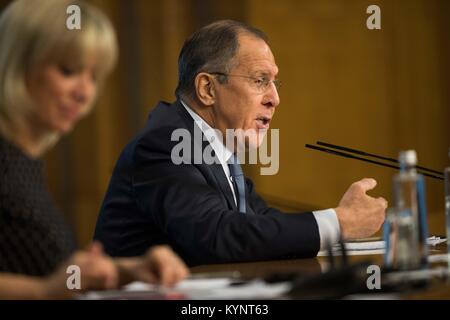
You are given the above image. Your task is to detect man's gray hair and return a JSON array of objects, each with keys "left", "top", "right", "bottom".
[{"left": 175, "top": 20, "right": 268, "bottom": 100}]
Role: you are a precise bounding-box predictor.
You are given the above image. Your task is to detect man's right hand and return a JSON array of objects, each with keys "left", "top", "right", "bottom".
[{"left": 335, "top": 178, "right": 387, "bottom": 240}]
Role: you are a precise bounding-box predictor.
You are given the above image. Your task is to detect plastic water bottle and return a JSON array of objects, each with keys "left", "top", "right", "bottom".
[{"left": 391, "top": 150, "right": 429, "bottom": 270}]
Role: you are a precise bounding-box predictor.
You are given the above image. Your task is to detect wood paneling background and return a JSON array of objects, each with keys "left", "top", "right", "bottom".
[
  {"left": 0, "top": 0, "right": 448, "bottom": 247},
  {"left": 246, "top": 0, "right": 449, "bottom": 237}
]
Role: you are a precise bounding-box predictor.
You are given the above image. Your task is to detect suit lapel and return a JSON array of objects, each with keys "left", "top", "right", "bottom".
[{"left": 174, "top": 101, "right": 238, "bottom": 210}]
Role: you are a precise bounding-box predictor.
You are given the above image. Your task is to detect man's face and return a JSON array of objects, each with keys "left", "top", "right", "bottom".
[{"left": 212, "top": 33, "right": 280, "bottom": 150}]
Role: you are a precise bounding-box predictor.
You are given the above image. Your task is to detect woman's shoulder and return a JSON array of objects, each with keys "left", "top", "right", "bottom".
[{"left": 0, "top": 135, "right": 45, "bottom": 194}]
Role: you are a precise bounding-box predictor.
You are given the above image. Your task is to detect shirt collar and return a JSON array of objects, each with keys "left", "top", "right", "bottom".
[{"left": 180, "top": 100, "right": 233, "bottom": 165}]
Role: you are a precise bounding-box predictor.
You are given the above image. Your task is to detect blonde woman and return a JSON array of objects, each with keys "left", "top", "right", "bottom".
[{"left": 0, "top": 0, "right": 188, "bottom": 299}]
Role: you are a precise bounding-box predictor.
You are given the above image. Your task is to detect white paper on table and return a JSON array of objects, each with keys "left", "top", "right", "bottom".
[
  {"left": 82, "top": 277, "right": 291, "bottom": 300},
  {"left": 173, "top": 279, "right": 291, "bottom": 300},
  {"left": 123, "top": 277, "right": 234, "bottom": 292}
]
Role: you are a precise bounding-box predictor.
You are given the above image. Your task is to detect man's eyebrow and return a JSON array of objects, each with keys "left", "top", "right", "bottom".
[{"left": 252, "top": 71, "right": 272, "bottom": 77}]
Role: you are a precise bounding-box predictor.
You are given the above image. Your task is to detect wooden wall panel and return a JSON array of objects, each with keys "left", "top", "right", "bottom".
[{"left": 246, "top": 0, "right": 449, "bottom": 235}]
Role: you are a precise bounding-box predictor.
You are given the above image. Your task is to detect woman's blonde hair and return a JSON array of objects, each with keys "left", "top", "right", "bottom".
[{"left": 0, "top": 0, "right": 118, "bottom": 150}]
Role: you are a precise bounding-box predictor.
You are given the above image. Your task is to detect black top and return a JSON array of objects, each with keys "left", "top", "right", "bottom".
[{"left": 0, "top": 137, "right": 76, "bottom": 276}]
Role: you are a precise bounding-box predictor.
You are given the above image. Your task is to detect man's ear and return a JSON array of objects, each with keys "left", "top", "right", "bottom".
[{"left": 195, "top": 73, "right": 215, "bottom": 106}]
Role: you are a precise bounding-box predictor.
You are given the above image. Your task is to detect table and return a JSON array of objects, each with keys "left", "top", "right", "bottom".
[{"left": 190, "top": 245, "right": 450, "bottom": 299}]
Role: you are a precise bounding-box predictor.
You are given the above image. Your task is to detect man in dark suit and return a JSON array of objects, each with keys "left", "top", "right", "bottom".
[{"left": 94, "top": 20, "right": 387, "bottom": 266}]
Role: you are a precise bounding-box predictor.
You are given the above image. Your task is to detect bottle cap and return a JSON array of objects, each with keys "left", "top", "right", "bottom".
[{"left": 399, "top": 150, "right": 417, "bottom": 166}]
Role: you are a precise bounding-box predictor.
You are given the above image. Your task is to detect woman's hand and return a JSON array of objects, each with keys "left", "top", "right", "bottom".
[
  {"left": 42, "top": 242, "right": 118, "bottom": 299},
  {"left": 36, "top": 244, "right": 188, "bottom": 299},
  {"left": 115, "top": 245, "right": 189, "bottom": 287}
]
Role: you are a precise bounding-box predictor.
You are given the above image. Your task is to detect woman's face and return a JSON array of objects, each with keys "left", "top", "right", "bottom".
[{"left": 26, "top": 60, "right": 98, "bottom": 135}]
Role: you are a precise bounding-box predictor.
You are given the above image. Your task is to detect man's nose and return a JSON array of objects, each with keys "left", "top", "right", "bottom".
[{"left": 263, "top": 82, "right": 280, "bottom": 108}]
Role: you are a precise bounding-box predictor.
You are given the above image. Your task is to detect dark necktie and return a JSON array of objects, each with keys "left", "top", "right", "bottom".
[{"left": 227, "top": 154, "right": 246, "bottom": 213}]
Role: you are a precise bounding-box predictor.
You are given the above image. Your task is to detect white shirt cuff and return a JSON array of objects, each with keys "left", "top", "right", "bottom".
[{"left": 312, "top": 208, "right": 341, "bottom": 251}]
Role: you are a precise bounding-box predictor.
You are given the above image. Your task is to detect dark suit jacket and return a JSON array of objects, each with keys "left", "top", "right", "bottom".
[{"left": 94, "top": 100, "right": 320, "bottom": 266}]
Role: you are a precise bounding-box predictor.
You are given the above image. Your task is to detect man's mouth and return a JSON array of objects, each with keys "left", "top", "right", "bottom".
[{"left": 256, "top": 116, "right": 271, "bottom": 128}]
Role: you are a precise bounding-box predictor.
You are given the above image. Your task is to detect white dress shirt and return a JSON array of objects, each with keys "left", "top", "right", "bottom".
[{"left": 181, "top": 100, "right": 341, "bottom": 250}]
